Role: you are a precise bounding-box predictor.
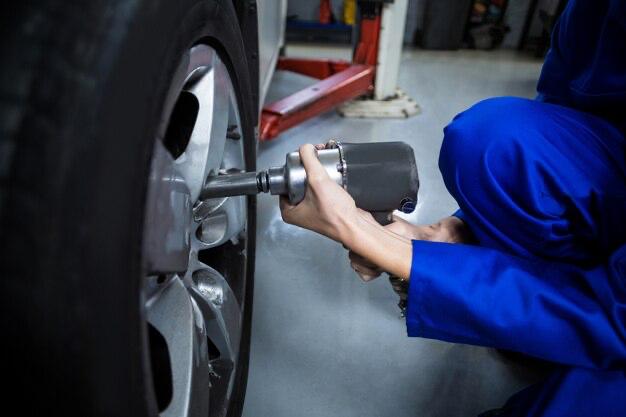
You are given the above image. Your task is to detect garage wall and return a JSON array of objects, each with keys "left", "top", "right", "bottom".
[
  {"left": 403, "top": 0, "right": 538, "bottom": 49},
  {"left": 286, "top": 0, "right": 537, "bottom": 49},
  {"left": 403, "top": 0, "right": 427, "bottom": 44},
  {"left": 287, "top": 0, "right": 426, "bottom": 45},
  {"left": 286, "top": 1, "right": 344, "bottom": 22},
  {"left": 502, "top": 0, "right": 533, "bottom": 48}
]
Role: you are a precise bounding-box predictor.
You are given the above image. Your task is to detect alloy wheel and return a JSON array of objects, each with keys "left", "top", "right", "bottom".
[{"left": 142, "top": 44, "right": 249, "bottom": 417}]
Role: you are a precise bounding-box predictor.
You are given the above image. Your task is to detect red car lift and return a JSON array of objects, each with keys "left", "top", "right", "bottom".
[{"left": 259, "top": 2, "right": 383, "bottom": 141}]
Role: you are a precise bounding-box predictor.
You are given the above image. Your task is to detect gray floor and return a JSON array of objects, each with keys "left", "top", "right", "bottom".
[{"left": 243, "top": 45, "right": 544, "bottom": 417}]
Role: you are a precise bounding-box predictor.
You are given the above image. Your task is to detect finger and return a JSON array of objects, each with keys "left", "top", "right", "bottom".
[
  {"left": 352, "top": 264, "right": 381, "bottom": 279},
  {"left": 350, "top": 257, "right": 381, "bottom": 275},
  {"left": 314, "top": 143, "right": 326, "bottom": 150},
  {"left": 385, "top": 216, "right": 422, "bottom": 238},
  {"left": 357, "top": 272, "right": 377, "bottom": 282},
  {"left": 351, "top": 264, "right": 380, "bottom": 282},
  {"left": 349, "top": 257, "right": 379, "bottom": 273},
  {"left": 348, "top": 251, "right": 379, "bottom": 269},
  {"left": 353, "top": 268, "right": 376, "bottom": 282},
  {"left": 279, "top": 195, "right": 294, "bottom": 211},
  {"left": 279, "top": 196, "right": 296, "bottom": 223},
  {"left": 390, "top": 214, "right": 410, "bottom": 225},
  {"left": 299, "top": 144, "right": 330, "bottom": 182},
  {"left": 389, "top": 214, "right": 427, "bottom": 230}
]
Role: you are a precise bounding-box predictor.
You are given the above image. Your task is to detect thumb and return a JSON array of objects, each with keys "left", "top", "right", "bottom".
[{"left": 299, "top": 144, "right": 330, "bottom": 182}]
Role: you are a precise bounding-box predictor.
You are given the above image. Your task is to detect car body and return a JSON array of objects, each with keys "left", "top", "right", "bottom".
[{"left": 257, "top": 0, "right": 288, "bottom": 107}]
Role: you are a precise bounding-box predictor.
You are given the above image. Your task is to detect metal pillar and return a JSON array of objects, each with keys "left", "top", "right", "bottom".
[
  {"left": 259, "top": 0, "right": 417, "bottom": 141},
  {"left": 375, "top": 0, "right": 408, "bottom": 100},
  {"left": 338, "top": 0, "right": 420, "bottom": 119}
]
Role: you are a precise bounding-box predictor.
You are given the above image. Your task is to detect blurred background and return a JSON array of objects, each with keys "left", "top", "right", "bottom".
[{"left": 285, "top": 0, "right": 567, "bottom": 55}]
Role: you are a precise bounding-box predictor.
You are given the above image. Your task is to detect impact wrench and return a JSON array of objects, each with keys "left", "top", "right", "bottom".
[{"left": 201, "top": 140, "right": 419, "bottom": 315}]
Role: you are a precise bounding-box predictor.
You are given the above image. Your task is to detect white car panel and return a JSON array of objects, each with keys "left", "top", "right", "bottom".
[{"left": 257, "top": 0, "right": 287, "bottom": 108}]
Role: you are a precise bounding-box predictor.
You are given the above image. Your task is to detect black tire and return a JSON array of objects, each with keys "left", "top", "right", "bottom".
[{"left": 0, "top": 1, "right": 256, "bottom": 416}]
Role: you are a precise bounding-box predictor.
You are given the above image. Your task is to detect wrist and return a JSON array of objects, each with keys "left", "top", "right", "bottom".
[
  {"left": 338, "top": 209, "right": 368, "bottom": 249},
  {"left": 340, "top": 210, "right": 390, "bottom": 252}
]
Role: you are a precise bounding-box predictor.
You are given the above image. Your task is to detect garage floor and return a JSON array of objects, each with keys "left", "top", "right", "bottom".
[{"left": 243, "top": 45, "right": 544, "bottom": 417}]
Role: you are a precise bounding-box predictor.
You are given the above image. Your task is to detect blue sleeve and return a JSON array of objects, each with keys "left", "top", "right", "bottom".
[
  {"left": 406, "top": 241, "right": 626, "bottom": 370},
  {"left": 451, "top": 209, "right": 465, "bottom": 222}
]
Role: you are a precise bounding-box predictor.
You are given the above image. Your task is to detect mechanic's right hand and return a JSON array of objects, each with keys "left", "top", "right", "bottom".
[{"left": 280, "top": 144, "right": 360, "bottom": 243}]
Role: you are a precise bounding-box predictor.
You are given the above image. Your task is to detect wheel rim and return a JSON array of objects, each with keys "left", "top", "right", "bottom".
[{"left": 142, "top": 44, "right": 248, "bottom": 417}]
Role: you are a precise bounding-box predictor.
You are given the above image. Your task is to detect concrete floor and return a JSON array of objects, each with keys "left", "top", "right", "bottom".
[{"left": 243, "top": 45, "right": 544, "bottom": 417}]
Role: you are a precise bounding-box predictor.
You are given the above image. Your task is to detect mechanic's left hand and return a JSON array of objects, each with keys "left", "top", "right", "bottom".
[
  {"left": 347, "top": 215, "right": 472, "bottom": 281},
  {"left": 280, "top": 144, "right": 359, "bottom": 243}
]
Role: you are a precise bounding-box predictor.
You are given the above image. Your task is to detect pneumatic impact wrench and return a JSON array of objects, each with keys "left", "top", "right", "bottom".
[{"left": 201, "top": 140, "right": 419, "bottom": 315}]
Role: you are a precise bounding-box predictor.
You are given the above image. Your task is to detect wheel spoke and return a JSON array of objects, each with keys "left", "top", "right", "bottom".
[
  {"left": 174, "top": 47, "right": 231, "bottom": 201},
  {"left": 187, "top": 261, "right": 242, "bottom": 365},
  {"left": 144, "top": 141, "right": 192, "bottom": 274},
  {"left": 182, "top": 258, "right": 242, "bottom": 413},
  {"left": 146, "top": 277, "right": 210, "bottom": 417}
]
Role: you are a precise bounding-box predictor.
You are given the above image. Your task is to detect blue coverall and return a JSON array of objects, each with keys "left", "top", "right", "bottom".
[{"left": 405, "top": 1, "right": 626, "bottom": 415}]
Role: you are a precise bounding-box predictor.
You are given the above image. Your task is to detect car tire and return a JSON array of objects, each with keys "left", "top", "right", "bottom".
[{"left": 0, "top": 1, "right": 256, "bottom": 416}]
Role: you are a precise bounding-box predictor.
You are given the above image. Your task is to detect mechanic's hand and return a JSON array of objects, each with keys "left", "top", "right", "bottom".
[
  {"left": 348, "top": 215, "right": 471, "bottom": 281},
  {"left": 280, "top": 144, "right": 359, "bottom": 243},
  {"left": 347, "top": 217, "right": 417, "bottom": 281}
]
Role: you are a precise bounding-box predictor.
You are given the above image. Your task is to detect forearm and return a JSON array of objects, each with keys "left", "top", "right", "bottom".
[{"left": 342, "top": 211, "right": 413, "bottom": 280}]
